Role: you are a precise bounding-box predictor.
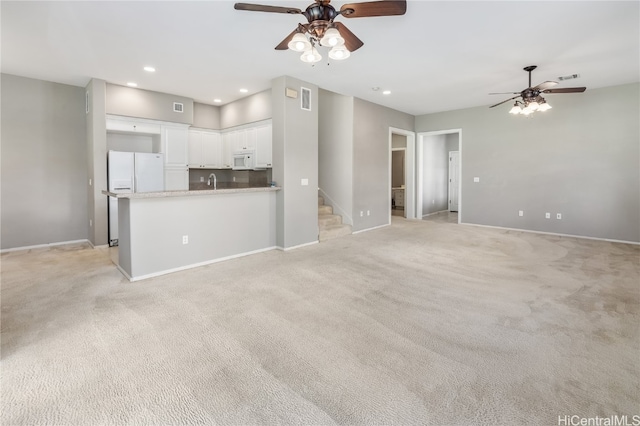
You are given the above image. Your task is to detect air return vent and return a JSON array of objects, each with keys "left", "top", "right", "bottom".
[
  {"left": 301, "top": 87, "right": 311, "bottom": 111},
  {"left": 558, "top": 74, "right": 580, "bottom": 81},
  {"left": 173, "top": 102, "right": 184, "bottom": 113}
]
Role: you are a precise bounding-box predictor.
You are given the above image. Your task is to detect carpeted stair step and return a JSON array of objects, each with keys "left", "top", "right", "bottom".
[
  {"left": 318, "top": 205, "right": 333, "bottom": 215},
  {"left": 318, "top": 214, "right": 342, "bottom": 228},
  {"left": 318, "top": 196, "right": 324, "bottom": 206},
  {"left": 319, "top": 224, "right": 352, "bottom": 242}
]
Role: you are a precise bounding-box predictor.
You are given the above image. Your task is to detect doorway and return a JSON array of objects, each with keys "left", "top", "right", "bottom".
[
  {"left": 388, "top": 128, "right": 416, "bottom": 223},
  {"left": 416, "top": 129, "right": 462, "bottom": 223}
]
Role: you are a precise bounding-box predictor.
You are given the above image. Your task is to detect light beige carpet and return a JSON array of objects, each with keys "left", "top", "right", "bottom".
[{"left": 1, "top": 218, "right": 639, "bottom": 425}]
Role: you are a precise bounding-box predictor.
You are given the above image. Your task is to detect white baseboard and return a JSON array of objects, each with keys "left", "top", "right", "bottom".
[
  {"left": 462, "top": 223, "right": 639, "bottom": 246},
  {"left": 352, "top": 223, "right": 391, "bottom": 235},
  {"left": 0, "top": 239, "right": 90, "bottom": 254},
  {"left": 276, "top": 240, "right": 319, "bottom": 251},
  {"left": 422, "top": 209, "right": 449, "bottom": 218},
  {"left": 126, "top": 246, "right": 278, "bottom": 282}
]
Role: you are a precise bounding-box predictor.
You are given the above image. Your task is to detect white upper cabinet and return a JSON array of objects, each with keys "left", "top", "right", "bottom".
[
  {"left": 106, "top": 116, "right": 161, "bottom": 135},
  {"left": 255, "top": 123, "right": 272, "bottom": 168},
  {"left": 162, "top": 125, "right": 189, "bottom": 167},
  {"left": 188, "top": 129, "right": 221, "bottom": 168}
]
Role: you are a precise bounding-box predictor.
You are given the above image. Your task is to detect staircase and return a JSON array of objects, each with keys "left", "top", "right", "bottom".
[{"left": 318, "top": 195, "right": 352, "bottom": 242}]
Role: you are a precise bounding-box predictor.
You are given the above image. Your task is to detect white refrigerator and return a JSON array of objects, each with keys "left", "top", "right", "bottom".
[{"left": 108, "top": 151, "right": 164, "bottom": 246}]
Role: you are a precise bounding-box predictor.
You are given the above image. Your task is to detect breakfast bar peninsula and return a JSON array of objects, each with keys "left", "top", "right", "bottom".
[{"left": 103, "top": 187, "right": 280, "bottom": 281}]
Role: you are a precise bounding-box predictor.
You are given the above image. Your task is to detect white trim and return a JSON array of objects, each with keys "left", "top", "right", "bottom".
[
  {"left": 389, "top": 127, "right": 416, "bottom": 224},
  {"left": 0, "top": 239, "right": 90, "bottom": 253},
  {"left": 352, "top": 223, "right": 390, "bottom": 235},
  {"left": 461, "top": 223, "right": 640, "bottom": 246},
  {"left": 416, "top": 129, "right": 462, "bottom": 224},
  {"left": 422, "top": 209, "right": 449, "bottom": 219},
  {"left": 277, "top": 240, "right": 319, "bottom": 251},
  {"left": 126, "top": 246, "right": 278, "bottom": 281}
]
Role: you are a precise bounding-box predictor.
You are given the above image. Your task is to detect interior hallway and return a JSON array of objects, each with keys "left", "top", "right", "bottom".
[{"left": 2, "top": 217, "right": 638, "bottom": 425}]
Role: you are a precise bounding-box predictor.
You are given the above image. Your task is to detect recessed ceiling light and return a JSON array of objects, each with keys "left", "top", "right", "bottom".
[
  {"left": 213, "top": 99, "right": 222, "bottom": 103},
  {"left": 143, "top": 66, "right": 156, "bottom": 72},
  {"left": 240, "top": 88, "right": 248, "bottom": 93},
  {"left": 383, "top": 90, "right": 391, "bottom": 95},
  {"left": 127, "top": 82, "right": 138, "bottom": 87}
]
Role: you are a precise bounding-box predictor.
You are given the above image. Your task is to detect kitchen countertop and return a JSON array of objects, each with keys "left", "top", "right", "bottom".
[{"left": 102, "top": 186, "right": 280, "bottom": 199}]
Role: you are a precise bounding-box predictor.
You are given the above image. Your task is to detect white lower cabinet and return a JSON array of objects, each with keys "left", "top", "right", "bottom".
[{"left": 164, "top": 166, "right": 188, "bottom": 191}]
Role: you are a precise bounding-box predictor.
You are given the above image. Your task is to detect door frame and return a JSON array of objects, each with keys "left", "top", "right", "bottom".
[
  {"left": 416, "top": 129, "right": 462, "bottom": 223},
  {"left": 388, "top": 127, "right": 416, "bottom": 223},
  {"left": 448, "top": 150, "right": 460, "bottom": 212}
]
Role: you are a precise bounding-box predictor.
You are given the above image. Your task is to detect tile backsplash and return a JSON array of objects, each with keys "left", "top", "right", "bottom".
[{"left": 189, "top": 168, "right": 272, "bottom": 189}]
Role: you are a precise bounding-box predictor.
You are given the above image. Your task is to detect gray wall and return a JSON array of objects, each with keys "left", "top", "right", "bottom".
[
  {"left": 1, "top": 74, "right": 88, "bottom": 249},
  {"left": 352, "top": 98, "right": 414, "bottom": 232},
  {"left": 220, "top": 90, "right": 272, "bottom": 129},
  {"left": 415, "top": 83, "right": 640, "bottom": 243},
  {"left": 106, "top": 84, "right": 193, "bottom": 124},
  {"left": 272, "top": 77, "right": 319, "bottom": 248},
  {"left": 318, "top": 89, "right": 354, "bottom": 225},
  {"left": 193, "top": 102, "right": 221, "bottom": 130}
]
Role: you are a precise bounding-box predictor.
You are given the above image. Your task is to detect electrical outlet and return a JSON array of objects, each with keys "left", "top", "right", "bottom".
[
  {"left": 89, "top": 219, "right": 93, "bottom": 227},
  {"left": 519, "top": 210, "right": 524, "bottom": 217},
  {"left": 89, "top": 178, "right": 92, "bottom": 186},
  {"left": 557, "top": 213, "right": 562, "bottom": 220},
  {"left": 545, "top": 213, "right": 551, "bottom": 219},
  {"left": 367, "top": 210, "right": 370, "bottom": 216},
  {"left": 360, "top": 211, "right": 363, "bottom": 217},
  {"left": 233, "top": 177, "right": 236, "bottom": 182},
  {"left": 182, "top": 235, "right": 189, "bottom": 244},
  {"left": 200, "top": 177, "right": 204, "bottom": 182}
]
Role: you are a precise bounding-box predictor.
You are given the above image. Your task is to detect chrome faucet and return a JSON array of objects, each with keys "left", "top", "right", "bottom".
[{"left": 207, "top": 173, "right": 217, "bottom": 190}]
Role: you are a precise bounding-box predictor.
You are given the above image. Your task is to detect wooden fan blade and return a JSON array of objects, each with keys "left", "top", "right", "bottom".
[
  {"left": 340, "top": 0, "right": 406, "bottom": 18},
  {"left": 275, "top": 28, "right": 298, "bottom": 50},
  {"left": 543, "top": 87, "right": 586, "bottom": 94},
  {"left": 334, "top": 22, "right": 364, "bottom": 52},
  {"left": 489, "top": 95, "right": 520, "bottom": 108},
  {"left": 234, "top": 3, "right": 302, "bottom": 14},
  {"left": 531, "top": 81, "right": 558, "bottom": 91}
]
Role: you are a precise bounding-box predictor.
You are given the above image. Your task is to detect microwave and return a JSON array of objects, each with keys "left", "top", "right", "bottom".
[{"left": 232, "top": 150, "right": 256, "bottom": 170}]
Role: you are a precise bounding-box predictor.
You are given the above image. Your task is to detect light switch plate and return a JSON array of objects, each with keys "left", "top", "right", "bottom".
[
  {"left": 474, "top": 177, "right": 480, "bottom": 183},
  {"left": 301, "top": 178, "right": 309, "bottom": 186}
]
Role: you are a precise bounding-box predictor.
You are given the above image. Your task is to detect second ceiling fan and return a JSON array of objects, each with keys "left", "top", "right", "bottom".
[{"left": 234, "top": 0, "right": 407, "bottom": 62}]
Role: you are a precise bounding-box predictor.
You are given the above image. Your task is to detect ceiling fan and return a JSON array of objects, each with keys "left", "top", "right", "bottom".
[
  {"left": 489, "top": 65, "right": 586, "bottom": 115},
  {"left": 234, "top": 0, "right": 407, "bottom": 62}
]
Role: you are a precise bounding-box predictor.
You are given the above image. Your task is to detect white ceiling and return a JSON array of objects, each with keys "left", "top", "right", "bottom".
[{"left": 2, "top": 1, "right": 638, "bottom": 116}]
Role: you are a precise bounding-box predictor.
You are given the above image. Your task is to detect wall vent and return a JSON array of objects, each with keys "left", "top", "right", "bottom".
[
  {"left": 173, "top": 102, "right": 184, "bottom": 113},
  {"left": 301, "top": 87, "right": 311, "bottom": 111},
  {"left": 558, "top": 74, "right": 580, "bottom": 81}
]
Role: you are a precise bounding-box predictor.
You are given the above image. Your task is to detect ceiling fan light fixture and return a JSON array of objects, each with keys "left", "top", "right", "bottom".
[
  {"left": 328, "top": 45, "right": 350, "bottom": 60},
  {"left": 321, "top": 27, "right": 345, "bottom": 47},
  {"left": 300, "top": 47, "right": 322, "bottom": 63},
  {"left": 509, "top": 103, "right": 522, "bottom": 114},
  {"left": 527, "top": 100, "right": 540, "bottom": 111},
  {"left": 538, "top": 101, "right": 552, "bottom": 112},
  {"left": 288, "top": 32, "right": 311, "bottom": 52}
]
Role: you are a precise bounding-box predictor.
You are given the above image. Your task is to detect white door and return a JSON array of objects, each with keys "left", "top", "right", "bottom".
[{"left": 449, "top": 151, "right": 459, "bottom": 212}]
